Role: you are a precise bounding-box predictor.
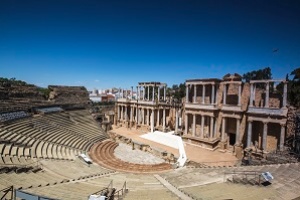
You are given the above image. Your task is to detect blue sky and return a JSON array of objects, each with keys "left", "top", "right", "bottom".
[{"left": 0, "top": 0, "right": 299, "bottom": 90}]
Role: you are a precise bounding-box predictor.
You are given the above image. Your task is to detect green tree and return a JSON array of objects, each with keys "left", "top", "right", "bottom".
[
  {"left": 242, "top": 67, "right": 273, "bottom": 89},
  {"left": 243, "top": 67, "right": 272, "bottom": 82},
  {"left": 288, "top": 67, "right": 300, "bottom": 107}
]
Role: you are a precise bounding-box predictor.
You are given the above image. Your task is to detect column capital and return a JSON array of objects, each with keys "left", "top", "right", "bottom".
[{"left": 280, "top": 122, "right": 286, "bottom": 127}]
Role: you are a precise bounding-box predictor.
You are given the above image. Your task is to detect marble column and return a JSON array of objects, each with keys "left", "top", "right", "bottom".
[
  {"left": 142, "top": 86, "right": 145, "bottom": 100},
  {"left": 146, "top": 109, "right": 149, "bottom": 125},
  {"left": 283, "top": 82, "right": 287, "bottom": 107},
  {"left": 262, "top": 122, "right": 268, "bottom": 151},
  {"left": 147, "top": 86, "right": 150, "bottom": 100},
  {"left": 175, "top": 110, "right": 178, "bottom": 133},
  {"left": 211, "top": 84, "right": 215, "bottom": 104},
  {"left": 222, "top": 117, "right": 226, "bottom": 141},
  {"left": 152, "top": 86, "right": 155, "bottom": 101},
  {"left": 151, "top": 110, "right": 154, "bottom": 133},
  {"left": 136, "top": 106, "right": 139, "bottom": 125},
  {"left": 141, "top": 108, "right": 144, "bottom": 125},
  {"left": 163, "top": 109, "right": 166, "bottom": 131},
  {"left": 158, "top": 86, "right": 160, "bottom": 101},
  {"left": 136, "top": 86, "right": 139, "bottom": 100},
  {"left": 265, "top": 83, "right": 269, "bottom": 108},
  {"left": 121, "top": 106, "right": 123, "bottom": 121},
  {"left": 235, "top": 119, "right": 240, "bottom": 145},
  {"left": 130, "top": 106, "right": 133, "bottom": 122},
  {"left": 238, "top": 84, "right": 242, "bottom": 106},
  {"left": 157, "top": 109, "right": 160, "bottom": 127},
  {"left": 202, "top": 85, "right": 206, "bottom": 104},
  {"left": 214, "top": 118, "right": 217, "bottom": 138},
  {"left": 193, "top": 85, "right": 197, "bottom": 103},
  {"left": 247, "top": 120, "right": 252, "bottom": 148},
  {"left": 210, "top": 117, "right": 214, "bottom": 139},
  {"left": 185, "top": 114, "right": 188, "bottom": 135},
  {"left": 280, "top": 123, "right": 285, "bottom": 151},
  {"left": 131, "top": 86, "right": 133, "bottom": 100},
  {"left": 201, "top": 115, "right": 204, "bottom": 138},
  {"left": 186, "top": 85, "right": 189, "bottom": 103},
  {"left": 163, "top": 86, "right": 166, "bottom": 101},
  {"left": 223, "top": 84, "right": 227, "bottom": 105},
  {"left": 192, "top": 114, "right": 196, "bottom": 137}
]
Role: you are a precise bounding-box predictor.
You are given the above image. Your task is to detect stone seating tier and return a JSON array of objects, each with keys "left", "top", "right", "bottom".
[{"left": 89, "top": 140, "right": 172, "bottom": 173}]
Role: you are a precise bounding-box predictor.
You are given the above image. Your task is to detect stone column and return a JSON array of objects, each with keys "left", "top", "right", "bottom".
[
  {"left": 247, "top": 120, "right": 252, "bottom": 147},
  {"left": 163, "top": 109, "right": 166, "bottom": 131},
  {"left": 214, "top": 118, "right": 217, "bottom": 138},
  {"left": 211, "top": 84, "right": 215, "bottom": 104},
  {"left": 238, "top": 84, "right": 242, "bottom": 106},
  {"left": 130, "top": 106, "right": 133, "bottom": 121},
  {"left": 163, "top": 86, "right": 166, "bottom": 101},
  {"left": 185, "top": 114, "right": 188, "bottom": 135},
  {"left": 125, "top": 106, "right": 128, "bottom": 121},
  {"left": 151, "top": 110, "right": 154, "bottom": 133},
  {"left": 215, "top": 84, "right": 218, "bottom": 104},
  {"left": 193, "top": 85, "right": 197, "bottom": 103},
  {"left": 249, "top": 83, "right": 253, "bottom": 107},
  {"left": 265, "top": 82, "right": 269, "bottom": 108},
  {"left": 141, "top": 108, "right": 144, "bottom": 125},
  {"left": 210, "top": 117, "right": 214, "bottom": 139},
  {"left": 262, "top": 122, "right": 268, "bottom": 151},
  {"left": 158, "top": 86, "right": 160, "bottom": 101},
  {"left": 146, "top": 109, "right": 149, "bottom": 125},
  {"left": 201, "top": 115, "right": 204, "bottom": 138},
  {"left": 283, "top": 82, "right": 287, "bottom": 107},
  {"left": 157, "top": 109, "right": 160, "bottom": 127},
  {"left": 186, "top": 84, "right": 189, "bottom": 103},
  {"left": 222, "top": 117, "right": 226, "bottom": 141},
  {"left": 147, "top": 86, "right": 150, "bottom": 100},
  {"left": 223, "top": 84, "right": 227, "bottom": 105},
  {"left": 235, "top": 119, "right": 240, "bottom": 145},
  {"left": 118, "top": 106, "right": 120, "bottom": 120},
  {"left": 175, "top": 109, "right": 178, "bottom": 133},
  {"left": 136, "top": 106, "right": 139, "bottom": 126},
  {"left": 136, "top": 86, "right": 139, "bottom": 100},
  {"left": 131, "top": 86, "right": 133, "bottom": 100},
  {"left": 121, "top": 106, "right": 123, "bottom": 121},
  {"left": 280, "top": 123, "right": 285, "bottom": 151},
  {"left": 202, "top": 85, "right": 206, "bottom": 104},
  {"left": 152, "top": 85, "right": 155, "bottom": 101},
  {"left": 192, "top": 114, "right": 196, "bottom": 137},
  {"left": 142, "top": 86, "right": 145, "bottom": 100}
]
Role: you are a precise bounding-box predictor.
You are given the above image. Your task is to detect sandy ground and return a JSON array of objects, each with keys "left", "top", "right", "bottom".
[{"left": 111, "top": 126, "right": 238, "bottom": 166}]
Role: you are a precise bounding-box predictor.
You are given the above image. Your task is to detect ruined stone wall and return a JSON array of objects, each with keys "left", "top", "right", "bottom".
[
  {"left": 287, "top": 106, "right": 297, "bottom": 138},
  {"left": 0, "top": 84, "right": 46, "bottom": 112},
  {"left": 48, "top": 85, "right": 90, "bottom": 105},
  {"left": 226, "top": 84, "right": 239, "bottom": 105}
]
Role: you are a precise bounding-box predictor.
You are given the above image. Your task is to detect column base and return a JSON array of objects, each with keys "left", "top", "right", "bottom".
[
  {"left": 234, "top": 145, "right": 244, "bottom": 159},
  {"left": 219, "top": 141, "right": 227, "bottom": 150}
]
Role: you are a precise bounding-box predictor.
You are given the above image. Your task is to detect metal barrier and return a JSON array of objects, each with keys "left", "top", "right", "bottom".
[
  {"left": 109, "top": 181, "right": 127, "bottom": 200},
  {"left": 0, "top": 186, "right": 14, "bottom": 200},
  {"left": 15, "top": 190, "right": 58, "bottom": 200},
  {"left": 224, "top": 171, "right": 264, "bottom": 185}
]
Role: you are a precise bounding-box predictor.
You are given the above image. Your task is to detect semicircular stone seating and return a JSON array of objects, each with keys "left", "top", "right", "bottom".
[{"left": 89, "top": 140, "right": 172, "bottom": 173}]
